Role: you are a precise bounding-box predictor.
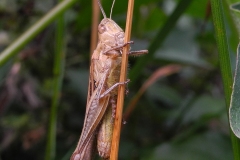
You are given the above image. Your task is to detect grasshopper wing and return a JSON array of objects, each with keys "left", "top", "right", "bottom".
[{"left": 71, "top": 67, "right": 110, "bottom": 160}]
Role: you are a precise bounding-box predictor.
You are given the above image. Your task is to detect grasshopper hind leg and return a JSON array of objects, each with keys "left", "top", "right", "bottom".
[
  {"left": 100, "top": 79, "right": 130, "bottom": 98},
  {"left": 110, "top": 96, "right": 117, "bottom": 119}
]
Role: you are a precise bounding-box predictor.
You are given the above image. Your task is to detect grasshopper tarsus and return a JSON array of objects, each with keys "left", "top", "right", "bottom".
[
  {"left": 126, "top": 40, "right": 134, "bottom": 45},
  {"left": 129, "top": 50, "right": 148, "bottom": 56},
  {"left": 125, "top": 89, "right": 129, "bottom": 95},
  {"left": 125, "top": 79, "right": 130, "bottom": 83}
]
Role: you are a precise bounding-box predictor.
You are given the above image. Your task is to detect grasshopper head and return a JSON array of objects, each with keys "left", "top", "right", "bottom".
[{"left": 98, "top": 18, "right": 125, "bottom": 47}]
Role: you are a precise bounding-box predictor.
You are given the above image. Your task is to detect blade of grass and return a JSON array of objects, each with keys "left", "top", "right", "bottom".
[
  {"left": 44, "top": 1, "right": 66, "bottom": 159},
  {"left": 90, "top": 0, "right": 100, "bottom": 55},
  {"left": 211, "top": 0, "right": 240, "bottom": 159},
  {"left": 129, "top": 0, "right": 193, "bottom": 84},
  {"left": 0, "top": 0, "right": 77, "bottom": 67},
  {"left": 110, "top": 0, "right": 134, "bottom": 159}
]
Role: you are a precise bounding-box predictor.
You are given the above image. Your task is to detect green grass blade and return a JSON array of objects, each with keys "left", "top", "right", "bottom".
[
  {"left": 0, "top": 0, "right": 76, "bottom": 67},
  {"left": 211, "top": 0, "right": 240, "bottom": 159},
  {"left": 44, "top": 1, "right": 66, "bottom": 160},
  {"left": 129, "top": 0, "right": 194, "bottom": 84}
]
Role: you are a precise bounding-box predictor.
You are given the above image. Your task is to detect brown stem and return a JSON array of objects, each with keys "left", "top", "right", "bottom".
[
  {"left": 90, "top": 0, "right": 100, "bottom": 56},
  {"left": 110, "top": 0, "right": 135, "bottom": 159}
]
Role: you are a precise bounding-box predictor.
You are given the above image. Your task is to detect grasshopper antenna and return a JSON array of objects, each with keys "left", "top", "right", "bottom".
[
  {"left": 110, "top": 0, "right": 115, "bottom": 19},
  {"left": 98, "top": 0, "right": 107, "bottom": 19}
]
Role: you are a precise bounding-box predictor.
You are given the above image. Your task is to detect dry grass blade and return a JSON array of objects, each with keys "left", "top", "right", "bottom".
[
  {"left": 124, "top": 64, "right": 182, "bottom": 120},
  {"left": 110, "top": 0, "right": 135, "bottom": 159},
  {"left": 90, "top": 0, "right": 100, "bottom": 55}
]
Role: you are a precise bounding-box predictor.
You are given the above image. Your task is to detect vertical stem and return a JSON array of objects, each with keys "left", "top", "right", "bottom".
[
  {"left": 211, "top": 0, "right": 240, "bottom": 159},
  {"left": 110, "top": 0, "right": 134, "bottom": 159},
  {"left": 45, "top": 1, "right": 66, "bottom": 159},
  {"left": 90, "top": 0, "right": 100, "bottom": 55}
]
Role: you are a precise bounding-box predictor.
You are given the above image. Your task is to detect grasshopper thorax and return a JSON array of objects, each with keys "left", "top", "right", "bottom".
[{"left": 98, "top": 18, "right": 125, "bottom": 48}]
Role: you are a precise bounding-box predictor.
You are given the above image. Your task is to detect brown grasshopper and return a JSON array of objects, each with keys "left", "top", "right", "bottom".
[{"left": 71, "top": 0, "right": 148, "bottom": 159}]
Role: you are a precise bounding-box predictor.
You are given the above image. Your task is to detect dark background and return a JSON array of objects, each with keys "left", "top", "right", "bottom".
[{"left": 0, "top": 0, "right": 237, "bottom": 159}]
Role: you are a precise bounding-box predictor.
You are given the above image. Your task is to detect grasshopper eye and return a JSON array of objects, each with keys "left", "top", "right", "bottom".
[{"left": 98, "top": 24, "right": 106, "bottom": 34}]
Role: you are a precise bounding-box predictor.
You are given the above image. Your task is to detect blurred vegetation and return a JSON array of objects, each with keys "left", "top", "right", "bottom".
[{"left": 0, "top": 0, "right": 240, "bottom": 160}]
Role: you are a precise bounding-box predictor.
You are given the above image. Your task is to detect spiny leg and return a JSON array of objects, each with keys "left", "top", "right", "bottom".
[
  {"left": 102, "top": 41, "right": 134, "bottom": 55},
  {"left": 100, "top": 79, "right": 130, "bottom": 98},
  {"left": 110, "top": 97, "right": 117, "bottom": 118},
  {"left": 103, "top": 45, "right": 148, "bottom": 57},
  {"left": 128, "top": 50, "right": 148, "bottom": 56}
]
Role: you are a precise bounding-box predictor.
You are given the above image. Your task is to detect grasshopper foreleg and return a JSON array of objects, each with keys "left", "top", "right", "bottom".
[
  {"left": 102, "top": 41, "right": 134, "bottom": 56},
  {"left": 103, "top": 41, "right": 148, "bottom": 57}
]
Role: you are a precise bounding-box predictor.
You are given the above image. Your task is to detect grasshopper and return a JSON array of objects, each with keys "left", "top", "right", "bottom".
[{"left": 71, "top": 0, "right": 148, "bottom": 159}]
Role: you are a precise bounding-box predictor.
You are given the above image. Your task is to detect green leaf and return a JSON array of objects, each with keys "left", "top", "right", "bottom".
[
  {"left": 182, "top": 95, "right": 225, "bottom": 124},
  {"left": 230, "top": 1, "right": 240, "bottom": 12},
  {"left": 146, "top": 83, "right": 182, "bottom": 107},
  {"left": 229, "top": 1, "right": 240, "bottom": 140},
  {"left": 230, "top": 44, "right": 240, "bottom": 138},
  {"left": 154, "top": 28, "right": 212, "bottom": 68},
  {"left": 146, "top": 131, "right": 233, "bottom": 160},
  {"left": 211, "top": 0, "right": 240, "bottom": 159}
]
